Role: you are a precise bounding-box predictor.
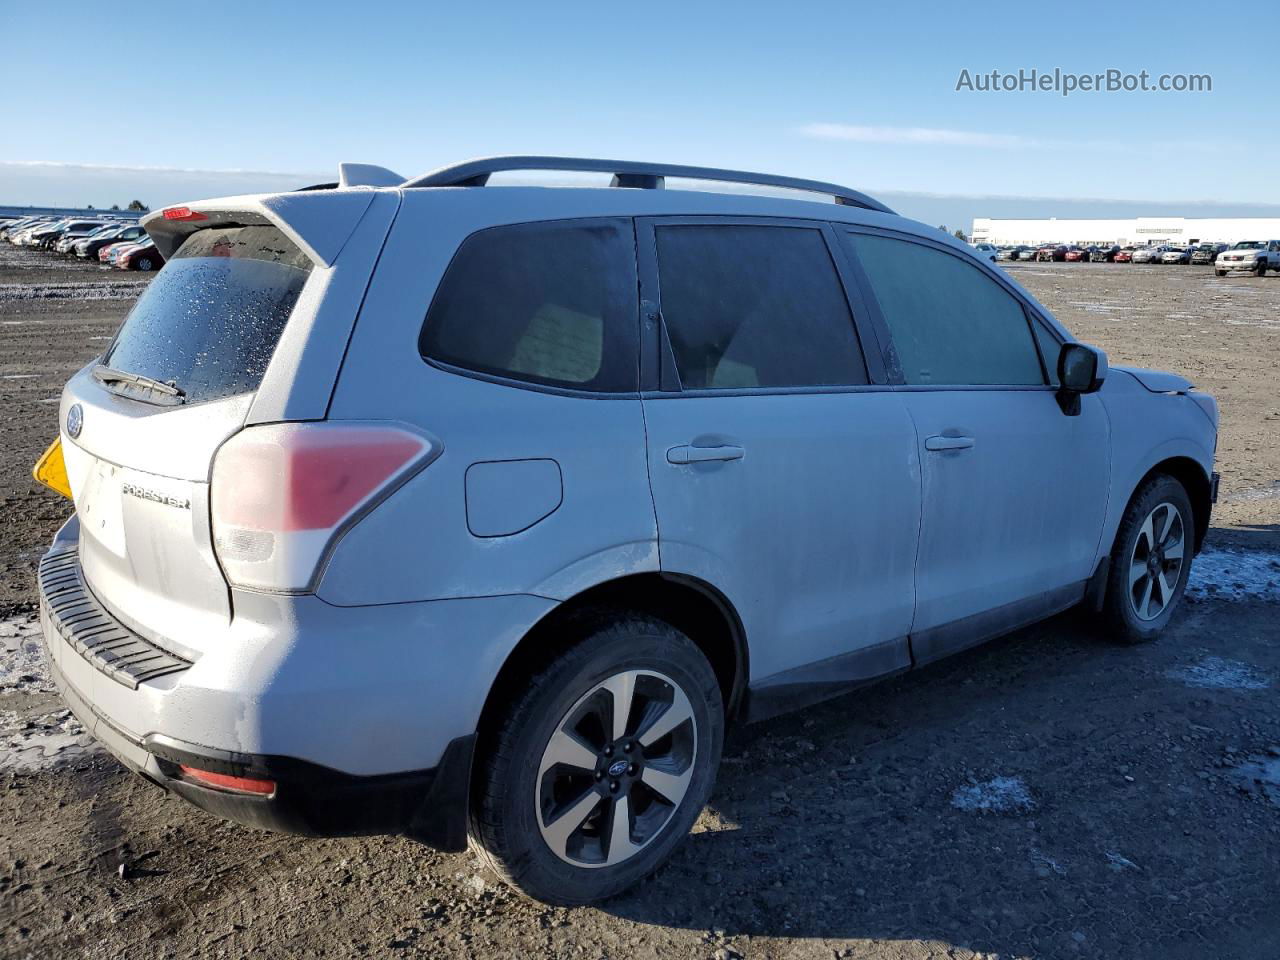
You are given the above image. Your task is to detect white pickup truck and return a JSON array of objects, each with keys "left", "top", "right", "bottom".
[{"left": 1215, "top": 239, "right": 1280, "bottom": 276}]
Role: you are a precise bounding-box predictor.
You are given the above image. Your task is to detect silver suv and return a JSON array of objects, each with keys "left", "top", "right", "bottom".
[{"left": 36, "top": 157, "right": 1220, "bottom": 905}]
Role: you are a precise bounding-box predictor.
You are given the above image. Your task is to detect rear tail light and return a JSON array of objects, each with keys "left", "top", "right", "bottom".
[{"left": 211, "top": 422, "right": 439, "bottom": 592}]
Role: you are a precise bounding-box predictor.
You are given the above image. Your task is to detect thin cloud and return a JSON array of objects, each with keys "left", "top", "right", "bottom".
[
  {"left": 2, "top": 160, "right": 324, "bottom": 178},
  {"left": 799, "top": 123, "right": 1237, "bottom": 156},
  {"left": 799, "top": 124, "right": 1038, "bottom": 148}
]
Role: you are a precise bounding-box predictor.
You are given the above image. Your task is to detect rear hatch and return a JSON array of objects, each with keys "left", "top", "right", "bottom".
[{"left": 60, "top": 224, "right": 316, "bottom": 655}]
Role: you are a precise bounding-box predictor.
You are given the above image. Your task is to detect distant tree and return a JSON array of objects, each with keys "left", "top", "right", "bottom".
[
  {"left": 127, "top": 200, "right": 148, "bottom": 212},
  {"left": 87, "top": 204, "right": 95, "bottom": 210},
  {"left": 953, "top": 228, "right": 967, "bottom": 242},
  {"left": 110, "top": 204, "right": 120, "bottom": 211},
  {"left": 937, "top": 224, "right": 948, "bottom": 233}
]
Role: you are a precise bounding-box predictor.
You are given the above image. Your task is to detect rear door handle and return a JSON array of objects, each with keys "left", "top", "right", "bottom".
[
  {"left": 667, "top": 444, "right": 745, "bottom": 464},
  {"left": 924, "top": 435, "right": 975, "bottom": 452}
]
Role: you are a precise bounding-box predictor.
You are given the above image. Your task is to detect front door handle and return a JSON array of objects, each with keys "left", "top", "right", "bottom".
[
  {"left": 667, "top": 444, "right": 745, "bottom": 464},
  {"left": 924, "top": 435, "right": 975, "bottom": 452}
]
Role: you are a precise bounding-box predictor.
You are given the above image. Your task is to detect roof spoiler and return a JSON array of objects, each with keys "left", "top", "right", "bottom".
[{"left": 141, "top": 189, "right": 377, "bottom": 267}]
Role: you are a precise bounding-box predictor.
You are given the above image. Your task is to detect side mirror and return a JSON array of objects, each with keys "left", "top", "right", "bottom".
[{"left": 1056, "top": 343, "right": 1107, "bottom": 415}]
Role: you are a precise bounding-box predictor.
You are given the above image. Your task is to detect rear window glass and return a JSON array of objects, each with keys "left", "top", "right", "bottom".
[
  {"left": 102, "top": 225, "right": 313, "bottom": 403},
  {"left": 419, "top": 219, "right": 638, "bottom": 392}
]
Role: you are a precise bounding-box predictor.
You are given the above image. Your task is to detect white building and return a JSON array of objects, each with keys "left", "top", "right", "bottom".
[{"left": 970, "top": 216, "right": 1280, "bottom": 247}]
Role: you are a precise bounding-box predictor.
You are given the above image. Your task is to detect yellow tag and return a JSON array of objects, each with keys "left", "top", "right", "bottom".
[{"left": 33, "top": 437, "right": 72, "bottom": 499}]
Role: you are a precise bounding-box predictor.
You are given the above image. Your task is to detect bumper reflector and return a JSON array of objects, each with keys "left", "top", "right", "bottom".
[
  {"left": 33, "top": 437, "right": 72, "bottom": 499},
  {"left": 179, "top": 765, "right": 277, "bottom": 797}
]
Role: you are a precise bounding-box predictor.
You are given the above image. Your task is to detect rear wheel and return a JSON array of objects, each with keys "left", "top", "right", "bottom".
[
  {"left": 469, "top": 615, "right": 723, "bottom": 904},
  {"left": 1100, "top": 474, "right": 1194, "bottom": 643},
  {"left": 135, "top": 256, "right": 155, "bottom": 272},
  {"left": 1216, "top": 269, "right": 1227, "bottom": 277}
]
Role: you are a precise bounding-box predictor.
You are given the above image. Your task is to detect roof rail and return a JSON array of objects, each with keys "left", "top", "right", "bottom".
[{"left": 402, "top": 156, "right": 895, "bottom": 214}]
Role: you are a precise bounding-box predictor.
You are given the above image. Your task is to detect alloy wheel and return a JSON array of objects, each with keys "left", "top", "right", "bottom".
[
  {"left": 1128, "top": 501, "right": 1186, "bottom": 621},
  {"left": 535, "top": 669, "right": 696, "bottom": 868}
]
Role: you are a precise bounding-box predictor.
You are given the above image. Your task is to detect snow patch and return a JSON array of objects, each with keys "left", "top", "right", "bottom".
[
  {"left": 1224, "top": 482, "right": 1280, "bottom": 503},
  {"left": 1105, "top": 851, "right": 1140, "bottom": 872},
  {"left": 0, "top": 617, "right": 102, "bottom": 772},
  {"left": 0, "top": 281, "right": 148, "bottom": 302},
  {"left": 1166, "top": 656, "right": 1270, "bottom": 691},
  {"left": 1186, "top": 549, "right": 1280, "bottom": 602},
  {"left": 951, "top": 775, "right": 1035, "bottom": 813},
  {"left": 0, "top": 616, "right": 52, "bottom": 693},
  {"left": 1030, "top": 848, "right": 1066, "bottom": 876},
  {"left": 0, "top": 709, "right": 100, "bottom": 773},
  {"left": 1227, "top": 755, "right": 1280, "bottom": 805}
]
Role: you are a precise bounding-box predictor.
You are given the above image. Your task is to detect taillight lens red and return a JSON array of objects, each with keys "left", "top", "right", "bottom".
[{"left": 211, "top": 422, "right": 438, "bottom": 592}]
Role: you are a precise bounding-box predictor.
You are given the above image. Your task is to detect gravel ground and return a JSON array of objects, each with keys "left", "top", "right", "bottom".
[{"left": 0, "top": 249, "right": 1277, "bottom": 960}]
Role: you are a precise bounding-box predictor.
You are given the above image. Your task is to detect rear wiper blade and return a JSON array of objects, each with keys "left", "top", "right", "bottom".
[{"left": 92, "top": 364, "right": 186, "bottom": 401}]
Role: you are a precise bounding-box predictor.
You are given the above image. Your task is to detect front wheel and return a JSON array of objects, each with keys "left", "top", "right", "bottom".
[
  {"left": 1257, "top": 261, "right": 1269, "bottom": 277},
  {"left": 1099, "top": 474, "right": 1194, "bottom": 643},
  {"left": 469, "top": 615, "right": 724, "bottom": 905}
]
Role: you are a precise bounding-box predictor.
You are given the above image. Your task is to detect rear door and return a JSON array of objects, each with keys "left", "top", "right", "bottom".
[
  {"left": 637, "top": 217, "right": 920, "bottom": 690},
  {"left": 60, "top": 224, "right": 322, "bottom": 654},
  {"left": 840, "top": 228, "right": 1110, "bottom": 662}
]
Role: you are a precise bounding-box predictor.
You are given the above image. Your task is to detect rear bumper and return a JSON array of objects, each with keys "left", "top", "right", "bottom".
[
  {"left": 37, "top": 515, "right": 557, "bottom": 849},
  {"left": 45, "top": 643, "right": 475, "bottom": 847}
]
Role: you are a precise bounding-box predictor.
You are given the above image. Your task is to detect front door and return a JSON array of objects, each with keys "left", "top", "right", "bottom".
[
  {"left": 841, "top": 228, "right": 1110, "bottom": 662},
  {"left": 637, "top": 218, "right": 921, "bottom": 694}
]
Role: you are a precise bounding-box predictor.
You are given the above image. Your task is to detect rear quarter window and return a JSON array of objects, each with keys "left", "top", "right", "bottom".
[
  {"left": 419, "top": 219, "right": 638, "bottom": 393},
  {"left": 102, "top": 225, "right": 313, "bottom": 403}
]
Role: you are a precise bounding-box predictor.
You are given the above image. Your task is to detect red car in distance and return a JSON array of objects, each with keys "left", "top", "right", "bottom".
[
  {"left": 1114, "top": 247, "right": 1137, "bottom": 263},
  {"left": 1035, "top": 245, "right": 1068, "bottom": 261}
]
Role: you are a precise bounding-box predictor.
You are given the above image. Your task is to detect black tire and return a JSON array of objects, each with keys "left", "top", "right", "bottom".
[
  {"left": 134, "top": 256, "right": 155, "bottom": 272},
  {"left": 1100, "top": 474, "right": 1195, "bottom": 644},
  {"left": 1216, "top": 269, "right": 1226, "bottom": 277},
  {"left": 1256, "top": 260, "right": 1268, "bottom": 277},
  {"left": 469, "top": 614, "right": 724, "bottom": 905}
]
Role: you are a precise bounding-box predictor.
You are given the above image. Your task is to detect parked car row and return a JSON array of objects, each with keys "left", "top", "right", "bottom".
[
  {"left": 0, "top": 215, "right": 163, "bottom": 271},
  {"left": 987, "top": 240, "right": 1279, "bottom": 275}
]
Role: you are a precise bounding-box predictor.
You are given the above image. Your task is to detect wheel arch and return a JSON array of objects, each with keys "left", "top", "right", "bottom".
[
  {"left": 474, "top": 573, "right": 749, "bottom": 751},
  {"left": 1130, "top": 456, "right": 1212, "bottom": 553}
]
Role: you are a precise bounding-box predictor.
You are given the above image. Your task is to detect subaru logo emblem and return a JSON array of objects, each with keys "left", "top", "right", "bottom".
[
  {"left": 607, "top": 759, "right": 629, "bottom": 778},
  {"left": 66, "top": 403, "right": 83, "bottom": 439}
]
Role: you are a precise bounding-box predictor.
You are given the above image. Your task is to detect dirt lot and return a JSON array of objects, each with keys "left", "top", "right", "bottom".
[{"left": 1, "top": 248, "right": 1277, "bottom": 960}]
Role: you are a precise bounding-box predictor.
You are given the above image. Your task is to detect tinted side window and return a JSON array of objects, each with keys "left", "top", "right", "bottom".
[
  {"left": 846, "top": 233, "right": 1044, "bottom": 386},
  {"left": 420, "top": 220, "right": 637, "bottom": 393},
  {"left": 654, "top": 224, "right": 866, "bottom": 389}
]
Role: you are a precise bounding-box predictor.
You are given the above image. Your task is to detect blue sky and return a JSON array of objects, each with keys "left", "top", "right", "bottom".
[{"left": 2, "top": 3, "right": 1274, "bottom": 226}]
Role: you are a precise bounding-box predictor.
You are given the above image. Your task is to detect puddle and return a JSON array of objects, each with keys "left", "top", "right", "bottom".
[
  {"left": 1187, "top": 549, "right": 1280, "bottom": 602},
  {"left": 1166, "top": 656, "right": 1271, "bottom": 690},
  {"left": 951, "top": 775, "right": 1035, "bottom": 813}
]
